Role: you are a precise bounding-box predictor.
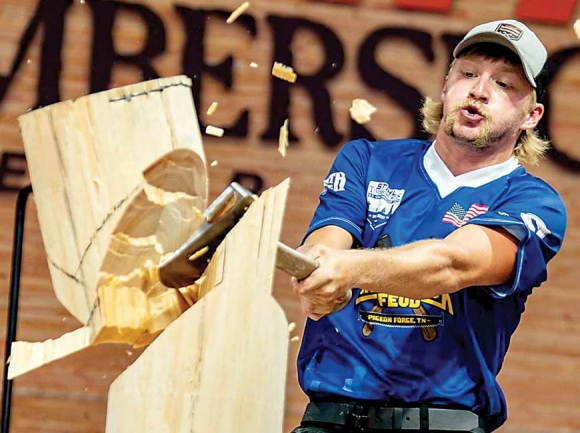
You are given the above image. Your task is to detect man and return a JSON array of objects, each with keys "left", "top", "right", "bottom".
[{"left": 291, "top": 19, "right": 567, "bottom": 433}]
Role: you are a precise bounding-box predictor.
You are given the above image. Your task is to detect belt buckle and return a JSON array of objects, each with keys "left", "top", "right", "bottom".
[{"left": 348, "top": 404, "right": 369, "bottom": 429}]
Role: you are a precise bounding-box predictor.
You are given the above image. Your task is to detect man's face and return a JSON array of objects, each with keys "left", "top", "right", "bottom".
[{"left": 441, "top": 53, "right": 539, "bottom": 150}]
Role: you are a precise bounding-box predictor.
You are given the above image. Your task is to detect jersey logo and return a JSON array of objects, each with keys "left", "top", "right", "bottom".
[
  {"left": 366, "top": 181, "right": 405, "bottom": 229},
  {"left": 356, "top": 291, "right": 454, "bottom": 342},
  {"left": 521, "top": 212, "right": 551, "bottom": 239},
  {"left": 442, "top": 202, "right": 489, "bottom": 228},
  {"left": 322, "top": 171, "right": 346, "bottom": 193}
]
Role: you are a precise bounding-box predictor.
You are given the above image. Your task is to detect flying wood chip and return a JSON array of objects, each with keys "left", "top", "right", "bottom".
[
  {"left": 206, "top": 102, "right": 218, "bottom": 115},
  {"left": 574, "top": 19, "right": 580, "bottom": 39},
  {"left": 349, "top": 99, "right": 377, "bottom": 124},
  {"left": 205, "top": 125, "right": 224, "bottom": 137},
  {"left": 188, "top": 246, "right": 209, "bottom": 262},
  {"left": 272, "top": 62, "right": 297, "bottom": 83},
  {"left": 278, "top": 119, "right": 289, "bottom": 157},
  {"left": 226, "top": 2, "right": 250, "bottom": 24}
]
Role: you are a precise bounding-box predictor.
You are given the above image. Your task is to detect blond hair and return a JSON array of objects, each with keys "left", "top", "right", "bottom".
[{"left": 421, "top": 49, "right": 550, "bottom": 166}]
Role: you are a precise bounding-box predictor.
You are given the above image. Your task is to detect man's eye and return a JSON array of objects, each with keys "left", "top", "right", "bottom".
[
  {"left": 496, "top": 81, "right": 509, "bottom": 89},
  {"left": 464, "top": 71, "right": 475, "bottom": 78}
]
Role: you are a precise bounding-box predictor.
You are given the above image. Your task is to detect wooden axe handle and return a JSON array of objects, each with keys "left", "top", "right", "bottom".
[
  {"left": 276, "top": 242, "right": 351, "bottom": 314},
  {"left": 276, "top": 242, "right": 318, "bottom": 280}
]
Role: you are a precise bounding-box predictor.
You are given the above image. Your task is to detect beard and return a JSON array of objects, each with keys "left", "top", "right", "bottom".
[{"left": 443, "top": 99, "right": 504, "bottom": 149}]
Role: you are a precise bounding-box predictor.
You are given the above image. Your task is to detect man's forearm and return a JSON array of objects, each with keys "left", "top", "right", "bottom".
[
  {"left": 348, "top": 225, "right": 516, "bottom": 299},
  {"left": 302, "top": 225, "right": 354, "bottom": 250},
  {"left": 295, "top": 224, "right": 517, "bottom": 311},
  {"left": 350, "top": 239, "right": 463, "bottom": 300}
]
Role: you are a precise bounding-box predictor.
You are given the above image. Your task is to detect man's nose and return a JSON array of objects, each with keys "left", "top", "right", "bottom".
[{"left": 469, "top": 79, "right": 489, "bottom": 103}]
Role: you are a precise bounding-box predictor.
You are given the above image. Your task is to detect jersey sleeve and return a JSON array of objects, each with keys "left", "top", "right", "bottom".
[
  {"left": 304, "top": 139, "right": 371, "bottom": 245},
  {"left": 467, "top": 183, "right": 567, "bottom": 298}
]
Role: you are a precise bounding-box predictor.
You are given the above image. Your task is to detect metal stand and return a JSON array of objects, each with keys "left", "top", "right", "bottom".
[{"left": 1, "top": 185, "right": 33, "bottom": 433}]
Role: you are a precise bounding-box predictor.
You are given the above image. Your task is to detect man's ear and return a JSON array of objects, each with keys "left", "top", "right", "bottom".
[
  {"left": 441, "top": 75, "right": 450, "bottom": 100},
  {"left": 521, "top": 103, "right": 544, "bottom": 130}
]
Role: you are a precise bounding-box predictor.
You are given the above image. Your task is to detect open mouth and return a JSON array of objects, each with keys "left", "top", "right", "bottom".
[
  {"left": 464, "top": 105, "right": 482, "bottom": 116},
  {"left": 460, "top": 104, "right": 486, "bottom": 121}
]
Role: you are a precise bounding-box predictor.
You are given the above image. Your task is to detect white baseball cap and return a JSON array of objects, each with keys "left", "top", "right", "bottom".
[{"left": 453, "top": 19, "right": 547, "bottom": 89}]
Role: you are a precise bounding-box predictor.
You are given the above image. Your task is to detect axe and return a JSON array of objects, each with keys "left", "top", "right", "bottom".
[{"left": 158, "top": 182, "right": 351, "bottom": 314}]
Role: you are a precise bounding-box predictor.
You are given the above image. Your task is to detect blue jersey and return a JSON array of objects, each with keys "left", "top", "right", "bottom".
[{"left": 297, "top": 139, "right": 567, "bottom": 431}]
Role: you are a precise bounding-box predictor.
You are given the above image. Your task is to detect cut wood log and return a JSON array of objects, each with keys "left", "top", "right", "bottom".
[
  {"left": 9, "top": 76, "right": 211, "bottom": 379},
  {"left": 105, "top": 180, "right": 291, "bottom": 433},
  {"left": 7, "top": 327, "right": 94, "bottom": 380}
]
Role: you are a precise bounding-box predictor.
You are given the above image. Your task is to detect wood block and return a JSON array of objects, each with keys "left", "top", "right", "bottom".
[
  {"left": 9, "top": 76, "right": 209, "bottom": 379},
  {"left": 17, "top": 75, "right": 207, "bottom": 323}
]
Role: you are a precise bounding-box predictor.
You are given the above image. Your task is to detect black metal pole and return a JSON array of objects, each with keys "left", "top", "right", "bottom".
[{"left": 1, "top": 185, "right": 32, "bottom": 433}]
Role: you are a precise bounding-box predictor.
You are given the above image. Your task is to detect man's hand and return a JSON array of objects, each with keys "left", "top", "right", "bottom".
[{"left": 291, "top": 244, "right": 356, "bottom": 320}]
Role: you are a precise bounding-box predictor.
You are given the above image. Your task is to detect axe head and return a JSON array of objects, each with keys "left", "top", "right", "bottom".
[{"left": 158, "top": 182, "right": 255, "bottom": 288}]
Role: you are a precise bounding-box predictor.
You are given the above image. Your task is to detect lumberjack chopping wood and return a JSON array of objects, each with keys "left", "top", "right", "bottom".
[{"left": 290, "top": 19, "right": 567, "bottom": 432}]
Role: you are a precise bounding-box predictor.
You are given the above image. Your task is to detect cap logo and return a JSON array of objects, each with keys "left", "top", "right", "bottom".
[{"left": 495, "top": 23, "right": 523, "bottom": 40}]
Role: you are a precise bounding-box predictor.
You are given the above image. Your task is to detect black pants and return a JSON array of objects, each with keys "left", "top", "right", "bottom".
[
  {"left": 291, "top": 402, "right": 488, "bottom": 433},
  {"left": 291, "top": 425, "right": 486, "bottom": 433}
]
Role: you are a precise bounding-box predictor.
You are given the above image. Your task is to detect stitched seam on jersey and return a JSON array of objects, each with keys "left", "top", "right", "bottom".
[
  {"left": 488, "top": 244, "right": 525, "bottom": 298},
  {"left": 468, "top": 217, "right": 523, "bottom": 226},
  {"left": 467, "top": 218, "right": 526, "bottom": 297},
  {"left": 312, "top": 217, "right": 363, "bottom": 234}
]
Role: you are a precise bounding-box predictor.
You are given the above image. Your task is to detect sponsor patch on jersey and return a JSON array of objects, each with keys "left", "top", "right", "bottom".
[
  {"left": 442, "top": 202, "right": 489, "bottom": 228},
  {"left": 322, "top": 171, "right": 346, "bottom": 194},
  {"left": 366, "top": 181, "right": 405, "bottom": 229},
  {"left": 521, "top": 212, "right": 551, "bottom": 239}
]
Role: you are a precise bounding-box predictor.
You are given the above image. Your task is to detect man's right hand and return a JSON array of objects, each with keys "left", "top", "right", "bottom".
[{"left": 291, "top": 244, "right": 356, "bottom": 320}]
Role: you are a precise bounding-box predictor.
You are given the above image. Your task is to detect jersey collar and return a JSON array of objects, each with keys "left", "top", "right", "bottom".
[{"left": 423, "top": 141, "right": 520, "bottom": 198}]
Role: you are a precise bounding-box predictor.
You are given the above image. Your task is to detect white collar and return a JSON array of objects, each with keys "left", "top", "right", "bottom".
[{"left": 423, "top": 141, "right": 520, "bottom": 198}]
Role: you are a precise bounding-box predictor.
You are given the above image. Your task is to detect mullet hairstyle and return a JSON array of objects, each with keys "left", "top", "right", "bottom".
[{"left": 420, "top": 44, "right": 550, "bottom": 166}]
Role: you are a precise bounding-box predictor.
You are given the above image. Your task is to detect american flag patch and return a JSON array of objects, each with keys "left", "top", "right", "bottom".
[
  {"left": 495, "top": 23, "right": 523, "bottom": 41},
  {"left": 442, "top": 203, "right": 489, "bottom": 228}
]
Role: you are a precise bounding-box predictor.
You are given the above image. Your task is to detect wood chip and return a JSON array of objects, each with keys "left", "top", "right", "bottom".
[
  {"left": 188, "top": 246, "right": 209, "bottom": 262},
  {"left": 206, "top": 101, "right": 218, "bottom": 115},
  {"left": 290, "top": 335, "right": 300, "bottom": 343},
  {"left": 287, "top": 322, "right": 296, "bottom": 333},
  {"left": 349, "top": 99, "right": 377, "bottom": 124},
  {"left": 278, "top": 119, "right": 289, "bottom": 157},
  {"left": 249, "top": 62, "right": 258, "bottom": 68},
  {"left": 574, "top": 19, "right": 580, "bottom": 39},
  {"left": 178, "top": 283, "right": 201, "bottom": 306},
  {"left": 226, "top": 1, "right": 250, "bottom": 24},
  {"left": 272, "top": 62, "right": 297, "bottom": 83},
  {"left": 143, "top": 183, "right": 196, "bottom": 206},
  {"left": 206, "top": 125, "right": 224, "bottom": 137},
  {"left": 210, "top": 160, "right": 218, "bottom": 167}
]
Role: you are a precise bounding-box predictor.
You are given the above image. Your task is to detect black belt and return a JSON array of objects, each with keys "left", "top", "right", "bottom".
[{"left": 302, "top": 401, "right": 487, "bottom": 431}]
